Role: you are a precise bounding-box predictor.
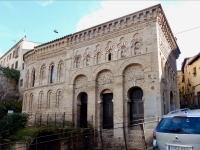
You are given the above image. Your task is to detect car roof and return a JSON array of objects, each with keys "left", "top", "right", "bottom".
[{"left": 163, "top": 108, "right": 200, "bottom": 118}]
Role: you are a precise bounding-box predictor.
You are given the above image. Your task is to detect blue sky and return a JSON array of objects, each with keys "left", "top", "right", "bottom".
[{"left": 1, "top": 1, "right": 200, "bottom": 70}]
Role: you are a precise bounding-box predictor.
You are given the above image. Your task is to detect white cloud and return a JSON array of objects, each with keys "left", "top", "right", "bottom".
[
  {"left": 36, "top": 0, "right": 54, "bottom": 6},
  {"left": 76, "top": 1, "right": 158, "bottom": 32},
  {"left": 76, "top": 1, "right": 200, "bottom": 70}
]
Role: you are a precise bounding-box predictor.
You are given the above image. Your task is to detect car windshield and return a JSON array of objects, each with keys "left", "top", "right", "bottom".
[{"left": 156, "top": 117, "right": 200, "bottom": 134}]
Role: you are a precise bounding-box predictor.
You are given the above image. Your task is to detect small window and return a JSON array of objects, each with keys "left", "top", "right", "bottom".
[
  {"left": 13, "top": 51, "right": 15, "bottom": 58},
  {"left": 15, "top": 61, "right": 18, "bottom": 69},
  {"left": 15, "top": 47, "right": 19, "bottom": 58},
  {"left": 20, "top": 79, "right": 23, "bottom": 87},
  {"left": 10, "top": 54, "right": 11, "bottom": 59},
  {"left": 50, "top": 66, "right": 54, "bottom": 83},
  {"left": 108, "top": 53, "right": 111, "bottom": 61},
  {"left": 193, "top": 67, "right": 197, "bottom": 76},
  {"left": 11, "top": 64, "right": 14, "bottom": 69},
  {"left": 32, "top": 70, "right": 35, "bottom": 87}
]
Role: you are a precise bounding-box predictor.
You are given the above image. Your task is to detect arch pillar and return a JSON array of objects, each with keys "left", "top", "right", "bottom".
[
  {"left": 87, "top": 80, "right": 96, "bottom": 127},
  {"left": 65, "top": 83, "right": 74, "bottom": 126},
  {"left": 113, "top": 75, "right": 124, "bottom": 137}
]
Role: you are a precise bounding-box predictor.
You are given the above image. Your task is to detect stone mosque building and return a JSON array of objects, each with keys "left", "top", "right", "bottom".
[{"left": 23, "top": 4, "right": 180, "bottom": 147}]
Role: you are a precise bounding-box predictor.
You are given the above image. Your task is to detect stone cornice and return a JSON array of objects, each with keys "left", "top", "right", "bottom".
[
  {"left": 157, "top": 5, "right": 181, "bottom": 59},
  {"left": 24, "top": 4, "right": 160, "bottom": 63}
]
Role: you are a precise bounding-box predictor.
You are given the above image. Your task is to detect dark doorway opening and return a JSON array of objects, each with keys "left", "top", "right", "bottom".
[
  {"left": 29, "top": 132, "right": 60, "bottom": 150},
  {"left": 170, "top": 91, "right": 174, "bottom": 111},
  {"left": 103, "top": 93, "right": 113, "bottom": 129},
  {"left": 130, "top": 87, "right": 144, "bottom": 126},
  {"left": 80, "top": 93, "right": 88, "bottom": 128},
  {"left": 198, "top": 92, "right": 200, "bottom": 108}
]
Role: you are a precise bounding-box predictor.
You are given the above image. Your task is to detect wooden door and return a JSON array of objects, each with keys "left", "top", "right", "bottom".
[
  {"left": 103, "top": 93, "right": 113, "bottom": 129},
  {"left": 130, "top": 88, "right": 144, "bottom": 125}
]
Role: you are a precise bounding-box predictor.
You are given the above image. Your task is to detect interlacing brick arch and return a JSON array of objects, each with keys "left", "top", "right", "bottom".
[
  {"left": 94, "top": 44, "right": 103, "bottom": 64},
  {"left": 118, "top": 37, "right": 128, "bottom": 58},
  {"left": 105, "top": 41, "right": 115, "bottom": 61}
]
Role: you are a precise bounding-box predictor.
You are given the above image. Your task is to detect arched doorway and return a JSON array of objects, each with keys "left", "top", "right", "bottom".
[
  {"left": 29, "top": 132, "right": 60, "bottom": 150},
  {"left": 130, "top": 87, "right": 144, "bottom": 125},
  {"left": 80, "top": 93, "right": 88, "bottom": 128},
  {"left": 170, "top": 91, "right": 174, "bottom": 111},
  {"left": 103, "top": 92, "right": 113, "bottom": 129}
]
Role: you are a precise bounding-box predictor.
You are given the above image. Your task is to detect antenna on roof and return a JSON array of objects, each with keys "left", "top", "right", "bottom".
[{"left": 24, "top": 29, "right": 26, "bottom": 38}]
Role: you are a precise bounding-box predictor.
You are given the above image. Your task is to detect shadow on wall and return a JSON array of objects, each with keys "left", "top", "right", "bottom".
[{"left": 160, "top": 47, "right": 180, "bottom": 115}]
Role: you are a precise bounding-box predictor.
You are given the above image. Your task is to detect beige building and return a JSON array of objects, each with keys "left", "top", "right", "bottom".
[
  {"left": 23, "top": 4, "right": 180, "bottom": 147},
  {"left": 180, "top": 53, "right": 200, "bottom": 108},
  {"left": 177, "top": 70, "right": 185, "bottom": 106},
  {"left": 0, "top": 38, "right": 38, "bottom": 92}
]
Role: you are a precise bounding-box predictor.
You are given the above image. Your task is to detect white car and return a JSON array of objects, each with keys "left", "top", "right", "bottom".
[{"left": 153, "top": 108, "right": 200, "bottom": 150}]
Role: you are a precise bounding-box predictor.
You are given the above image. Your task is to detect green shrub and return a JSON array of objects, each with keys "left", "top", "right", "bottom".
[
  {"left": 0, "top": 66, "right": 20, "bottom": 81},
  {"left": 0, "top": 100, "right": 22, "bottom": 120},
  {"left": 0, "top": 113, "right": 29, "bottom": 138}
]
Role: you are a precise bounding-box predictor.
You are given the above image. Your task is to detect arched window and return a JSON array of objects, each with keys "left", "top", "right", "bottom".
[
  {"left": 56, "top": 90, "right": 61, "bottom": 108},
  {"left": 29, "top": 94, "right": 33, "bottom": 111},
  {"left": 121, "top": 45, "right": 126, "bottom": 58},
  {"left": 86, "top": 56, "right": 90, "bottom": 66},
  {"left": 31, "top": 69, "right": 35, "bottom": 87},
  {"left": 23, "top": 94, "right": 27, "bottom": 111},
  {"left": 57, "top": 62, "right": 63, "bottom": 82},
  {"left": 26, "top": 70, "right": 29, "bottom": 88},
  {"left": 39, "top": 65, "right": 45, "bottom": 85},
  {"left": 38, "top": 92, "right": 43, "bottom": 110},
  {"left": 50, "top": 65, "right": 54, "bottom": 83},
  {"left": 76, "top": 57, "right": 80, "bottom": 68},
  {"left": 108, "top": 53, "right": 112, "bottom": 61},
  {"left": 47, "top": 91, "right": 51, "bottom": 109}
]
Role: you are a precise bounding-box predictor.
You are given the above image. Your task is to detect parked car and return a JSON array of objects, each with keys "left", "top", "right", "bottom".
[{"left": 153, "top": 108, "right": 200, "bottom": 150}]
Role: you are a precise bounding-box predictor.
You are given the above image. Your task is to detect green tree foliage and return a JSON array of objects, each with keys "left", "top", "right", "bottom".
[
  {"left": 0, "top": 67, "right": 20, "bottom": 81},
  {"left": 0, "top": 100, "right": 22, "bottom": 120},
  {"left": 0, "top": 113, "right": 29, "bottom": 138}
]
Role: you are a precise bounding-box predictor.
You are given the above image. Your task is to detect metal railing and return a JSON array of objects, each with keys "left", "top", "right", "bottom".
[{"left": 0, "top": 116, "right": 162, "bottom": 150}]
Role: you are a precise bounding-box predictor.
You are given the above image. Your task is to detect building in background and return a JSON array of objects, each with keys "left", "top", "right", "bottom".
[
  {"left": 23, "top": 4, "right": 180, "bottom": 148},
  {"left": 179, "top": 53, "right": 200, "bottom": 108},
  {"left": 177, "top": 70, "right": 187, "bottom": 108},
  {"left": 0, "top": 38, "right": 39, "bottom": 93}
]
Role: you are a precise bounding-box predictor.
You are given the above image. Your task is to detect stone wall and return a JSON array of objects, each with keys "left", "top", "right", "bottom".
[{"left": 0, "top": 70, "right": 19, "bottom": 101}]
